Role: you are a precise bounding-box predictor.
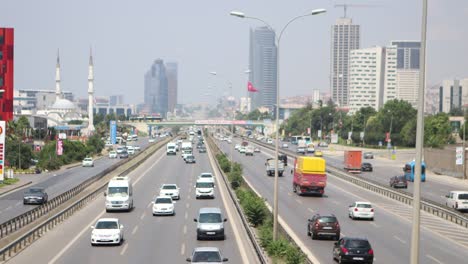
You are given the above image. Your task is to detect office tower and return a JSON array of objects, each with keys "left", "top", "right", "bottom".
[
  {"left": 110, "top": 95, "right": 124, "bottom": 106},
  {"left": 391, "top": 41, "right": 421, "bottom": 107},
  {"left": 313, "top": 89, "right": 320, "bottom": 103},
  {"left": 0, "top": 28, "right": 14, "bottom": 121},
  {"left": 166, "top": 62, "right": 178, "bottom": 112},
  {"left": 439, "top": 79, "right": 468, "bottom": 113},
  {"left": 249, "top": 26, "right": 277, "bottom": 111},
  {"left": 330, "top": 18, "right": 360, "bottom": 107},
  {"left": 348, "top": 46, "right": 396, "bottom": 114},
  {"left": 144, "top": 59, "right": 168, "bottom": 117}
]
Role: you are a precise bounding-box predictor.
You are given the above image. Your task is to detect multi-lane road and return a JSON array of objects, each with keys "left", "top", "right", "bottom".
[
  {"left": 9, "top": 137, "right": 258, "bottom": 264},
  {"left": 216, "top": 136, "right": 468, "bottom": 264}
]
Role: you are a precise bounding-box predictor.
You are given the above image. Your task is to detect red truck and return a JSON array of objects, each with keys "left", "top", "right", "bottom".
[
  {"left": 344, "top": 150, "right": 362, "bottom": 173},
  {"left": 292, "top": 156, "right": 327, "bottom": 196}
]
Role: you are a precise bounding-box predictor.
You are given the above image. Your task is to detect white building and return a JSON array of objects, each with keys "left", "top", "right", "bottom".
[
  {"left": 439, "top": 79, "right": 468, "bottom": 113},
  {"left": 240, "top": 97, "right": 251, "bottom": 113},
  {"left": 396, "top": 70, "right": 419, "bottom": 107}
]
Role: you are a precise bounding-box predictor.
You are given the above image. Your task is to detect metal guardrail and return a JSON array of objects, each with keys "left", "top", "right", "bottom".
[
  {"left": 0, "top": 137, "right": 172, "bottom": 252},
  {"left": 248, "top": 138, "right": 468, "bottom": 229},
  {"left": 206, "top": 136, "right": 268, "bottom": 264}
]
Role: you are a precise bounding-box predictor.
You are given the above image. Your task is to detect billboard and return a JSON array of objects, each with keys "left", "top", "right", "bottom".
[
  {"left": 110, "top": 120, "right": 117, "bottom": 144},
  {"left": 0, "top": 121, "right": 5, "bottom": 182},
  {"left": 56, "top": 139, "right": 63, "bottom": 156}
]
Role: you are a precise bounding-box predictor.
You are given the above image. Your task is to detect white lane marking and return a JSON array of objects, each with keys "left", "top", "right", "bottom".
[
  {"left": 49, "top": 210, "right": 105, "bottom": 264},
  {"left": 5, "top": 206, "right": 12, "bottom": 211},
  {"left": 308, "top": 208, "right": 314, "bottom": 213},
  {"left": 181, "top": 243, "right": 186, "bottom": 255},
  {"left": 140, "top": 212, "right": 146, "bottom": 220},
  {"left": 207, "top": 140, "right": 250, "bottom": 264},
  {"left": 369, "top": 222, "right": 380, "bottom": 228},
  {"left": 187, "top": 194, "right": 191, "bottom": 200},
  {"left": 132, "top": 225, "right": 139, "bottom": 235},
  {"left": 147, "top": 202, "right": 152, "bottom": 208},
  {"left": 120, "top": 242, "right": 129, "bottom": 255},
  {"left": 426, "top": 254, "right": 444, "bottom": 264},
  {"left": 331, "top": 200, "right": 340, "bottom": 205},
  {"left": 393, "top": 235, "right": 406, "bottom": 244},
  {"left": 243, "top": 177, "right": 322, "bottom": 264},
  {"left": 183, "top": 225, "right": 187, "bottom": 234},
  {"left": 186, "top": 203, "right": 190, "bottom": 209},
  {"left": 15, "top": 201, "right": 21, "bottom": 206},
  {"left": 295, "top": 198, "right": 303, "bottom": 204},
  {"left": 185, "top": 212, "right": 188, "bottom": 220}
]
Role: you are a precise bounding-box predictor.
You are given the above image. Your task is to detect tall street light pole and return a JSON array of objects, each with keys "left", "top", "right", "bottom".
[
  {"left": 230, "top": 8, "right": 326, "bottom": 240},
  {"left": 410, "top": 0, "right": 428, "bottom": 263}
]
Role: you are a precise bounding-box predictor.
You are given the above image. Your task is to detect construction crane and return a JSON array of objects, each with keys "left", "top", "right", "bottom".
[{"left": 334, "top": 3, "right": 380, "bottom": 18}]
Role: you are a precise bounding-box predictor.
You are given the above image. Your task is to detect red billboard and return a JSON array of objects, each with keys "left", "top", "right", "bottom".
[{"left": 0, "top": 28, "right": 14, "bottom": 122}]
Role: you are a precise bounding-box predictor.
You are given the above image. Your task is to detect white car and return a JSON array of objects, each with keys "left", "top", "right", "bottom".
[
  {"left": 159, "top": 184, "right": 180, "bottom": 200},
  {"left": 282, "top": 143, "right": 289, "bottom": 148},
  {"left": 267, "top": 139, "right": 273, "bottom": 144},
  {"left": 133, "top": 145, "right": 141, "bottom": 151},
  {"left": 116, "top": 146, "right": 125, "bottom": 154},
  {"left": 234, "top": 144, "right": 241, "bottom": 150},
  {"left": 148, "top": 138, "right": 156, "bottom": 143},
  {"left": 195, "top": 179, "right": 215, "bottom": 199},
  {"left": 349, "top": 201, "right": 374, "bottom": 220},
  {"left": 254, "top": 147, "right": 260, "bottom": 153},
  {"left": 126, "top": 146, "right": 135, "bottom": 155},
  {"left": 446, "top": 191, "right": 468, "bottom": 211},
  {"left": 109, "top": 151, "right": 117, "bottom": 159},
  {"left": 197, "top": 173, "right": 215, "bottom": 184},
  {"left": 239, "top": 147, "right": 246, "bottom": 154},
  {"left": 90, "top": 218, "right": 124, "bottom": 246},
  {"left": 82, "top": 157, "right": 94, "bottom": 167},
  {"left": 152, "top": 196, "right": 175, "bottom": 216}
]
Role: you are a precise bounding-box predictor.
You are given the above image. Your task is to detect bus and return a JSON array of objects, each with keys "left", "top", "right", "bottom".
[
  {"left": 403, "top": 161, "right": 426, "bottom": 182},
  {"left": 303, "top": 136, "right": 312, "bottom": 145},
  {"left": 291, "top": 136, "right": 303, "bottom": 145}
]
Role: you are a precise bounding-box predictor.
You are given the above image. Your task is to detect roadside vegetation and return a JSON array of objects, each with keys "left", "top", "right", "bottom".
[{"left": 216, "top": 152, "right": 306, "bottom": 264}]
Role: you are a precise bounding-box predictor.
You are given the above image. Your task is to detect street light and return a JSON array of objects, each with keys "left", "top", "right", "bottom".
[
  {"left": 410, "top": 0, "right": 428, "bottom": 263},
  {"left": 231, "top": 8, "right": 326, "bottom": 240}
]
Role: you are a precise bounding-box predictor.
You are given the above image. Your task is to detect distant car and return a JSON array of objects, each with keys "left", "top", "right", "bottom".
[
  {"left": 389, "top": 175, "right": 408, "bottom": 189},
  {"left": 198, "top": 173, "right": 215, "bottom": 184},
  {"left": 23, "top": 187, "right": 48, "bottom": 205},
  {"left": 198, "top": 147, "right": 207, "bottom": 153},
  {"left": 361, "top": 162, "right": 373, "bottom": 172},
  {"left": 133, "top": 145, "right": 141, "bottom": 151},
  {"left": 363, "top": 152, "right": 374, "bottom": 159},
  {"left": 254, "top": 147, "right": 260, "bottom": 153},
  {"left": 185, "top": 155, "right": 196, "bottom": 164},
  {"left": 90, "top": 218, "right": 124, "bottom": 246},
  {"left": 116, "top": 146, "right": 125, "bottom": 154},
  {"left": 446, "top": 191, "right": 468, "bottom": 211},
  {"left": 119, "top": 151, "right": 129, "bottom": 159},
  {"left": 278, "top": 154, "right": 288, "bottom": 167},
  {"left": 159, "top": 184, "right": 180, "bottom": 200},
  {"left": 314, "top": 150, "right": 323, "bottom": 157},
  {"left": 318, "top": 142, "right": 328, "bottom": 147},
  {"left": 186, "top": 247, "right": 229, "bottom": 263},
  {"left": 152, "top": 196, "right": 175, "bottom": 216},
  {"left": 234, "top": 144, "right": 241, "bottom": 150},
  {"left": 239, "top": 147, "right": 246, "bottom": 154},
  {"left": 332, "top": 237, "right": 374, "bottom": 264},
  {"left": 105, "top": 141, "right": 113, "bottom": 147},
  {"left": 148, "top": 138, "right": 156, "bottom": 143},
  {"left": 82, "top": 157, "right": 94, "bottom": 167},
  {"left": 126, "top": 146, "right": 135, "bottom": 155},
  {"left": 267, "top": 139, "right": 273, "bottom": 144},
  {"left": 109, "top": 151, "right": 117, "bottom": 159},
  {"left": 307, "top": 213, "right": 340, "bottom": 240},
  {"left": 297, "top": 147, "right": 306, "bottom": 154},
  {"left": 282, "top": 143, "right": 289, "bottom": 148},
  {"left": 349, "top": 202, "right": 374, "bottom": 220}
]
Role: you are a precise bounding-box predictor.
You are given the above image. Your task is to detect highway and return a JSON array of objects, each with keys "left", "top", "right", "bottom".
[
  {"left": 10, "top": 137, "right": 258, "bottom": 264},
  {"left": 0, "top": 138, "right": 155, "bottom": 224},
  {"left": 217, "top": 136, "right": 468, "bottom": 264}
]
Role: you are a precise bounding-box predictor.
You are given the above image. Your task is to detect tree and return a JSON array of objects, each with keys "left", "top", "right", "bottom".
[
  {"left": 401, "top": 116, "right": 417, "bottom": 147},
  {"left": 424, "top": 113, "right": 452, "bottom": 148}
]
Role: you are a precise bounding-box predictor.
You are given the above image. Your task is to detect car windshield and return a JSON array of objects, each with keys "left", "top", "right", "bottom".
[
  {"left": 459, "top": 194, "right": 468, "bottom": 200},
  {"left": 108, "top": 187, "right": 128, "bottom": 197},
  {"left": 197, "top": 182, "right": 214, "bottom": 188},
  {"left": 357, "top": 203, "right": 372, "bottom": 208},
  {"left": 162, "top": 185, "right": 177, "bottom": 190},
  {"left": 95, "top": 221, "right": 118, "bottom": 229},
  {"left": 192, "top": 251, "right": 222, "bottom": 262},
  {"left": 318, "top": 216, "right": 337, "bottom": 223},
  {"left": 345, "top": 239, "right": 371, "bottom": 248},
  {"left": 155, "top": 197, "right": 172, "bottom": 204},
  {"left": 397, "top": 176, "right": 406, "bottom": 181},
  {"left": 28, "top": 188, "right": 44, "bottom": 194},
  {"left": 84, "top": 158, "right": 92, "bottom": 161},
  {"left": 110, "top": 151, "right": 116, "bottom": 154},
  {"left": 200, "top": 174, "right": 212, "bottom": 178},
  {"left": 199, "top": 213, "right": 222, "bottom": 223}
]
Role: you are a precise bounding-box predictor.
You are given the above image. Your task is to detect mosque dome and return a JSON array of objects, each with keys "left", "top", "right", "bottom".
[{"left": 50, "top": 99, "right": 76, "bottom": 110}]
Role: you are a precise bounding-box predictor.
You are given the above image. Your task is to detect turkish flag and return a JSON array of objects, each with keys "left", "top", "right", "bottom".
[{"left": 247, "top": 82, "right": 258, "bottom": 92}]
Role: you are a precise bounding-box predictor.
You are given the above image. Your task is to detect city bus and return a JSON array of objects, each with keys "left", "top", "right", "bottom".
[
  {"left": 403, "top": 160, "right": 426, "bottom": 182},
  {"left": 291, "top": 136, "right": 303, "bottom": 145},
  {"left": 303, "top": 136, "right": 312, "bottom": 145}
]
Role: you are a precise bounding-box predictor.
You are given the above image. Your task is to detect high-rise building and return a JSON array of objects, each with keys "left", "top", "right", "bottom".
[
  {"left": 109, "top": 95, "right": 124, "bottom": 106},
  {"left": 0, "top": 28, "right": 14, "bottom": 121},
  {"left": 391, "top": 41, "right": 421, "bottom": 107},
  {"left": 439, "top": 79, "right": 468, "bottom": 113},
  {"left": 166, "top": 62, "right": 178, "bottom": 113},
  {"left": 249, "top": 26, "right": 277, "bottom": 111},
  {"left": 313, "top": 89, "right": 320, "bottom": 103},
  {"left": 144, "top": 59, "right": 168, "bottom": 117},
  {"left": 348, "top": 46, "right": 397, "bottom": 114},
  {"left": 330, "top": 18, "right": 360, "bottom": 107}
]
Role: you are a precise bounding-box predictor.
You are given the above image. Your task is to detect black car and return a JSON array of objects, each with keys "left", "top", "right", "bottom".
[
  {"left": 23, "top": 187, "right": 48, "bottom": 205},
  {"left": 361, "top": 162, "right": 373, "bottom": 172},
  {"left": 390, "top": 175, "right": 408, "bottom": 189},
  {"left": 198, "top": 147, "right": 207, "bottom": 153},
  {"left": 119, "top": 151, "right": 129, "bottom": 159},
  {"left": 307, "top": 213, "right": 340, "bottom": 240},
  {"left": 278, "top": 154, "right": 288, "bottom": 167},
  {"left": 363, "top": 152, "right": 374, "bottom": 159},
  {"left": 333, "top": 237, "right": 374, "bottom": 264},
  {"left": 185, "top": 155, "right": 196, "bottom": 163}
]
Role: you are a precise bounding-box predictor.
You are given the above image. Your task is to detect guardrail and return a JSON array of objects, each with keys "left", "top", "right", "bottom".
[
  {"left": 247, "top": 138, "right": 468, "bottom": 229},
  {"left": 206, "top": 136, "right": 268, "bottom": 264},
  {"left": 0, "top": 137, "right": 172, "bottom": 249}
]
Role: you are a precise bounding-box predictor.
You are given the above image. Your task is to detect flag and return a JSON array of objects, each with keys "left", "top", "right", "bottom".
[{"left": 247, "top": 82, "right": 258, "bottom": 92}]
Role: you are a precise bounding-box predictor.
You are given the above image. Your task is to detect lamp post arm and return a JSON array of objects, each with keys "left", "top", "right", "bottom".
[{"left": 278, "top": 14, "right": 310, "bottom": 44}]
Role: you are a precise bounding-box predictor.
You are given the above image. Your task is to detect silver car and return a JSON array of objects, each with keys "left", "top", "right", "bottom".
[
  {"left": 186, "top": 247, "right": 228, "bottom": 263},
  {"left": 194, "top": 207, "right": 227, "bottom": 240}
]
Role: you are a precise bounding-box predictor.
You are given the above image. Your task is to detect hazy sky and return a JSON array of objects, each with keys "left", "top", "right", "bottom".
[{"left": 2, "top": 0, "right": 468, "bottom": 105}]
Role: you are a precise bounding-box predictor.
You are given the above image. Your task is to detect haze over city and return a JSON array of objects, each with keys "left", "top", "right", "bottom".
[{"left": 1, "top": 0, "right": 468, "bottom": 104}]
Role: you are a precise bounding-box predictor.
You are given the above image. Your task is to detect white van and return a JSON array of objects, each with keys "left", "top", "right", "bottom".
[
  {"left": 195, "top": 178, "right": 215, "bottom": 199},
  {"left": 166, "top": 142, "right": 177, "bottom": 155},
  {"left": 446, "top": 191, "right": 468, "bottom": 211},
  {"left": 105, "top": 176, "right": 133, "bottom": 212}
]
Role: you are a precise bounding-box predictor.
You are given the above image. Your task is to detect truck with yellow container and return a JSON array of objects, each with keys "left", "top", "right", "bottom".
[{"left": 292, "top": 156, "right": 327, "bottom": 196}]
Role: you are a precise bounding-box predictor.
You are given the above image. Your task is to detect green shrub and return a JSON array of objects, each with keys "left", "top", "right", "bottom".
[
  {"left": 259, "top": 223, "right": 273, "bottom": 248},
  {"left": 267, "top": 237, "right": 289, "bottom": 257},
  {"left": 285, "top": 245, "right": 306, "bottom": 264},
  {"left": 244, "top": 196, "right": 267, "bottom": 226}
]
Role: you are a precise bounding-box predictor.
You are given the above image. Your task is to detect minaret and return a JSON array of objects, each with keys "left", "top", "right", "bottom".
[
  {"left": 55, "top": 50, "right": 62, "bottom": 101},
  {"left": 87, "top": 48, "right": 95, "bottom": 134}
]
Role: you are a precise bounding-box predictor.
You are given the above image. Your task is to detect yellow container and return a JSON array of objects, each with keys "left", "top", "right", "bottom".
[{"left": 296, "top": 156, "right": 326, "bottom": 174}]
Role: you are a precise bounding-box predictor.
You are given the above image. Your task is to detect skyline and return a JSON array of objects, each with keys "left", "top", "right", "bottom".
[{"left": 1, "top": 0, "right": 468, "bottom": 105}]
